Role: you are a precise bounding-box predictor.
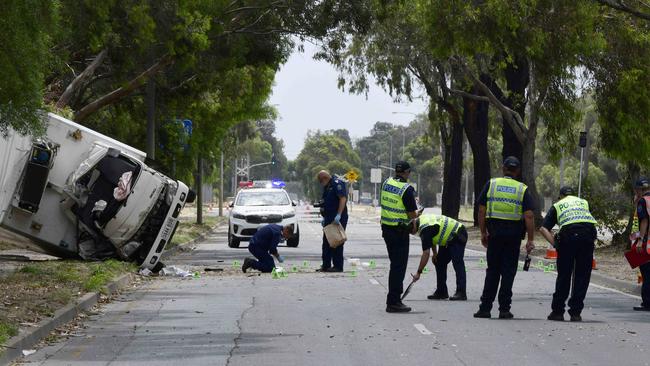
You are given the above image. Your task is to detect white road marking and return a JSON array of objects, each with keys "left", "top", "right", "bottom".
[
  {"left": 589, "top": 283, "right": 642, "bottom": 300},
  {"left": 414, "top": 323, "right": 432, "bottom": 335},
  {"left": 369, "top": 278, "right": 379, "bottom": 285}
]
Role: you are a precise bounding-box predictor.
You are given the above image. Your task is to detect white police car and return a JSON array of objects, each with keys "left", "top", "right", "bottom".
[{"left": 228, "top": 181, "right": 299, "bottom": 248}]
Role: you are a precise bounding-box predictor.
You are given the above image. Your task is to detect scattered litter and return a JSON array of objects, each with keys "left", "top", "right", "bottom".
[
  {"left": 160, "top": 266, "right": 193, "bottom": 278},
  {"left": 138, "top": 268, "right": 152, "bottom": 277},
  {"left": 204, "top": 267, "right": 223, "bottom": 272},
  {"left": 22, "top": 349, "right": 36, "bottom": 356},
  {"left": 362, "top": 262, "right": 370, "bottom": 268},
  {"left": 349, "top": 258, "right": 361, "bottom": 266}
]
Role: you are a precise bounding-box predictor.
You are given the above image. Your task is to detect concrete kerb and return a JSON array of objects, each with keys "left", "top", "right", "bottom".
[
  {"left": 466, "top": 243, "right": 642, "bottom": 296},
  {"left": 0, "top": 273, "right": 134, "bottom": 366}
]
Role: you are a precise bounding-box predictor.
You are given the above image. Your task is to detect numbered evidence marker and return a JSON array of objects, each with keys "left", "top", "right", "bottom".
[
  {"left": 369, "top": 260, "right": 376, "bottom": 269},
  {"left": 233, "top": 260, "right": 240, "bottom": 267}
]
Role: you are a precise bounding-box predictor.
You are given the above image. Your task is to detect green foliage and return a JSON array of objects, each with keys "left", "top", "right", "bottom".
[
  {"left": 294, "top": 130, "right": 361, "bottom": 200},
  {"left": 0, "top": 0, "right": 55, "bottom": 135}
]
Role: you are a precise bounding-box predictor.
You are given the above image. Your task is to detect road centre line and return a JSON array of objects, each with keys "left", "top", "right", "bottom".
[{"left": 413, "top": 323, "right": 432, "bottom": 335}]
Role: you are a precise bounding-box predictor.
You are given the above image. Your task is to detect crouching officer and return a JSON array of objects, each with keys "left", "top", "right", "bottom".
[
  {"left": 316, "top": 170, "right": 348, "bottom": 272},
  {"left": 242, "top": 224, "right": 294, "bottom": 273},
  {"left": 540, "top": 187, "right": 597, "bottom": 322},
  {"left": 474, "top": 156, "right": 535, "bottom": 319},
  {"left": 411, "top": 214, "right": 468, "bottom": 301},
  {"left": 632, "top": 177, "right": 650, "bottom": 312},
  {"left": 381, "top": 161, "right": 419, "bottom": 313}
]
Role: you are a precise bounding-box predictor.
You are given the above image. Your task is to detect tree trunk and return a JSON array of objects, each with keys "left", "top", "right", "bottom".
[
  {"left": 56, "top": 49, "right": 108, "bottom": 109},
  {"left": 501, "top": 57, "right": 529, "bottom": 161},
  {"left": 441, "top": 120, "right": 463, "bottom": 219},
  {"left": 462, "top": 86, "right": 490, "bottom": 226},
  {"left": 583, "top": 113, "right": 597, "bottom": 179},
  {"left": 145, "top": 79, "right": 156, "bottom": 159}
]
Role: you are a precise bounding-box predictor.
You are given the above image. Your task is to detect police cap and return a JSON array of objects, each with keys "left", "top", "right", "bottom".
[
  {"left": 559, "top": 186, "right": 574, "bottom": 197},
  {"left": 503, "top": 156, "right": 521, "bottom": 169},
  {"left": 635, "top": 176, "right": 650, "bottom": 189},
  {"left": 395, "top": 161, "right": 411, "bottom": 173}
]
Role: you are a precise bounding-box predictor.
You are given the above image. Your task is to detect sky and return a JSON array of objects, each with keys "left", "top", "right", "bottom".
[{"left": 269, "top": 42, "right": 428, "bottom": 160}]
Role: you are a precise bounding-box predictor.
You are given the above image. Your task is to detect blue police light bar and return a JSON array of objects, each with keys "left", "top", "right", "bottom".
[{"left": 271, "top": 180, "right": 286, "bottom": 188}]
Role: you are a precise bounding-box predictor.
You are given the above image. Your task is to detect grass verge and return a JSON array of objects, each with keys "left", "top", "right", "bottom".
[
  {"left": 0, "top": 259, "right": 135, "bottom": 349},
  {"left": 169, "top": 216, "right": 224, "bottom": 248}
]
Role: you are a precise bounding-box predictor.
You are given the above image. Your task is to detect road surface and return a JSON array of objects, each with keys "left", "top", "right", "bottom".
[{"left": 20, "top": 212, "right": 650, "bottom": 365}]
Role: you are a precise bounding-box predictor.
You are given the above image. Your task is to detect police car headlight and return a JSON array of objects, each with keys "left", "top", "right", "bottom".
[
  {"left": 282, "top": 212, "right": 295, "bottom": 219},
  {"left": 232, "top": 212, "right": 246, "bottom": 219}
]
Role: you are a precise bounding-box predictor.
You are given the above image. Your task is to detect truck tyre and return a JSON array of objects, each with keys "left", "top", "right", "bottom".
[
  {"left": 286, "top": 225, "right": 300, "bottom": 247},
  {"left": 228, "top": 228, "right": 240, "bottom": 248}
]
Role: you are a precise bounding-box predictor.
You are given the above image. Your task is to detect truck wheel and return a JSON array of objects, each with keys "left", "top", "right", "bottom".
[
  {"left": 228, "top": 228, "right": 240, "bottom": 248},
  {"left": 286, "top": 225, "right": 300, "bottom": 247}
]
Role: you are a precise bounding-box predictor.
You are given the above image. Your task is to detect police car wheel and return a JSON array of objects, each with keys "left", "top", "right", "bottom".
[
  {"left": 286, "top": 225, "right": 300, "bottom": 247},
  {"left": 228, "top": 228, "right": 240, "bottom": 248}
]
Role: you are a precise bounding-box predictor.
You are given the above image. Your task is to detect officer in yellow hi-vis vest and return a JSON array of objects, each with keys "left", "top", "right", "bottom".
[
  {"left": 380, "top": 161, "right": 419, "bottom": 313},
  {"left": 540, "top": 187, "right": 597, "bottom": 322},
  {"left": 474, "top": 156, "right": 535, "bottom": 320},
  {"left": 411, "top": 214, "right": 468, "bottom": 301}
]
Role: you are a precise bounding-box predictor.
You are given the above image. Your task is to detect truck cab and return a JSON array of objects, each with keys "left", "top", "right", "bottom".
[{"left": 0, "top": 113, "right": 194, "bottom": 270}]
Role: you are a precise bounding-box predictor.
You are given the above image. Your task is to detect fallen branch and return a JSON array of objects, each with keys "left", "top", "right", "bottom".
[{"left": 56, "top": 49, "right": 108, "bottom": 109}]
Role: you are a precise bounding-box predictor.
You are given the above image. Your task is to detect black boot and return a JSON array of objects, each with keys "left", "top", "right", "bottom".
[
  {"left": 547, "top": 311, "right": 564, "bottom": 321},
  {"left": 386, "top": 302, "right": 412, "bottom": 313},
  {"left": 449, "top": 290, "right": 467, "bottom": 301},
  {"left": 242, "top": 257, "right": 254, "bottom": 273},
  {"left": 427, "top": 290, "right": 449, "bottom": 300}
]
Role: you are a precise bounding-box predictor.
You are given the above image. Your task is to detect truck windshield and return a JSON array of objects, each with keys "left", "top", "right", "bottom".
[{"left": 236, "top": 191, "right": 289, "bottom": 206}]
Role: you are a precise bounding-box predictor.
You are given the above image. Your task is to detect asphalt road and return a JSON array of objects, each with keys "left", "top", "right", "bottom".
[{"left": 20, "top": 212, "right": 650, "bottom": 366}]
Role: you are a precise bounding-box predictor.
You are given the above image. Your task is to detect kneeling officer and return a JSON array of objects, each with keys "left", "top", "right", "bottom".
[
  {"left": 539, "top": 187, "right": 597, "bottom": 322},
  {"left": 412, "top": 214, "right": 468, "bottom": 301},
  {"left": 242, "top": 224, "right": 294, "bottom": 273}
]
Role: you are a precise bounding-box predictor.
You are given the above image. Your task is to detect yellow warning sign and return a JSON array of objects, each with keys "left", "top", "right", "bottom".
[{"left": 344, "top": 170, "right": 359, "bottom": 182}]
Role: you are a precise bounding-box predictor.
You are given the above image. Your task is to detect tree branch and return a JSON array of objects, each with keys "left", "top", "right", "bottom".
[
  {"left": 594, "top": 0, "right": 650, "bottom": 21},
  {"left": 452, "top": 57, "right": 527, "bottom": 143},
  {"left": 56, "top": 49, "right": 108, "bottom": 109},
  {"left": 74, "top": 55, "right": 173, "bottom": 122}
]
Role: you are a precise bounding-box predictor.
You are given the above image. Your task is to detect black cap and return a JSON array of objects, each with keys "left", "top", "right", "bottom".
[
  {"left": 635, "top": 176, "right": 650, "bottom": 189},
  {"left": 395, "top": 161, "right": 411, "bottom": 173},
  {"left": 503, "top": 156, "right": 520, "bottom": 169},
  {"left": 559, "top": 186, "right": 574, "bottom": 196}
]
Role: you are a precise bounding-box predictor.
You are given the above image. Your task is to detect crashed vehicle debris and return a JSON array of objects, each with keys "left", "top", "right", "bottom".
[{"left": 0, "top": 112, "right": 195, "bottom": 271}]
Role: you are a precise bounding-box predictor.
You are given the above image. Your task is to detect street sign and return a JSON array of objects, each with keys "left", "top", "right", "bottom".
[
  {"left": 370, "top": 168, "right": 382, "bottom": 183},
  {"left": 344, "top": 170, "right": 359, "bottom": 182}
]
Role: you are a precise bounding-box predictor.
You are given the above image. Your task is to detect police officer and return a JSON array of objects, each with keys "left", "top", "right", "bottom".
[
  {"left": 632, "top": 177, "right": 650, "bottom": 311},
  {"left": 316, "top": 170, "right": 348, "bottom": 272},
  {"left": 540, "top": 187, "right": 597, "bottom": 322},
  {"left": 381, "top": 161, "right": 419, "bottom": 313},
  {"left": 242, "top": 224, "right": 293, "bottom": 273},
  {"left": 474, "top": 156, "right": 535, "bottom": 319},
  {"left": 411, "top": 214, "right": 468, "bottom": 301}
]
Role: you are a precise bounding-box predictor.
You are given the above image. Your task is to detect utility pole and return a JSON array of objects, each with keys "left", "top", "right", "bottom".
[
  {"left": 464, "top": 138, "right": 470, "bottom": 206},
  {"left": 219, "top": 150, "right": 224, "bottom": 217},
  {"left": 578, "top": 132, "right": 587, "bottom": 198},
  {"left": 196, "top": 156, "right": 203, "bottom": 224},
  {"left": 145, "top": 79, "right": 156, "bottom": 159},
  {"left": 559, "top": 154, "right": 565, "bottom": 188}
]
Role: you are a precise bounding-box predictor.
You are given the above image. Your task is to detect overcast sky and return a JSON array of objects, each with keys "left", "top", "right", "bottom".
[{"left": 269, "top": 42, "right": 428, "bottom": 160}]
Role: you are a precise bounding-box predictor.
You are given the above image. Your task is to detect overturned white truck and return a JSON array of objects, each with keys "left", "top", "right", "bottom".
[{"left": 0, "top": 112, "right": 195, "bottom": 271}]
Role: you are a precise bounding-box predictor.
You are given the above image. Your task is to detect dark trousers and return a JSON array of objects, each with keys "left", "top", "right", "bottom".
[
  {"left": 322, "top": 221, "right": 347, "bottom": 270},
  {"left": 435, "top": 234, "right": 467, "bottom": 294},
  {"left": 641, "top": 261, "right": 650, "bottom": 307},
  {"left": 383, "top": 226, "right": 410, "bottom": 305},
  {"left": 248, "top": 245, "right": 275, "bottom": 273},
  {"left": 552, "top": 232, "right": 595, "bottom": 315},
  {"left": 479, "top": 235, "right": 521, "bottom": 312}
]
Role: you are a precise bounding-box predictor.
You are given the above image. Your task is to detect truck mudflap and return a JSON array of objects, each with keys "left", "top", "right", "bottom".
[{"left": 140, "top": 180, "right": 190, "bottom": 270}]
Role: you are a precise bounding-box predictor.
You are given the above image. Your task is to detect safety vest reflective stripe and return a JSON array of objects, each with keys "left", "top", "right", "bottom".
[
  {"left": 380, "top": 178, "right": 410, "bottom": 226},
  {"left": 486, "top": 177, "right": 526, "bottom": 221},
  {"left": 380, "top": 205, "right": 406, "bottom": 214},
  {"left": 631, "top": 196, "right": 650, "bottom": 243},
  {"left": 553, "top": 196, "right": 597, "bottom": 229}
]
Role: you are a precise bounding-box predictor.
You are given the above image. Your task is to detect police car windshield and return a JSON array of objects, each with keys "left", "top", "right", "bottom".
[{"left": 236, "top": 191, "right": 289, "bottom": 206}]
